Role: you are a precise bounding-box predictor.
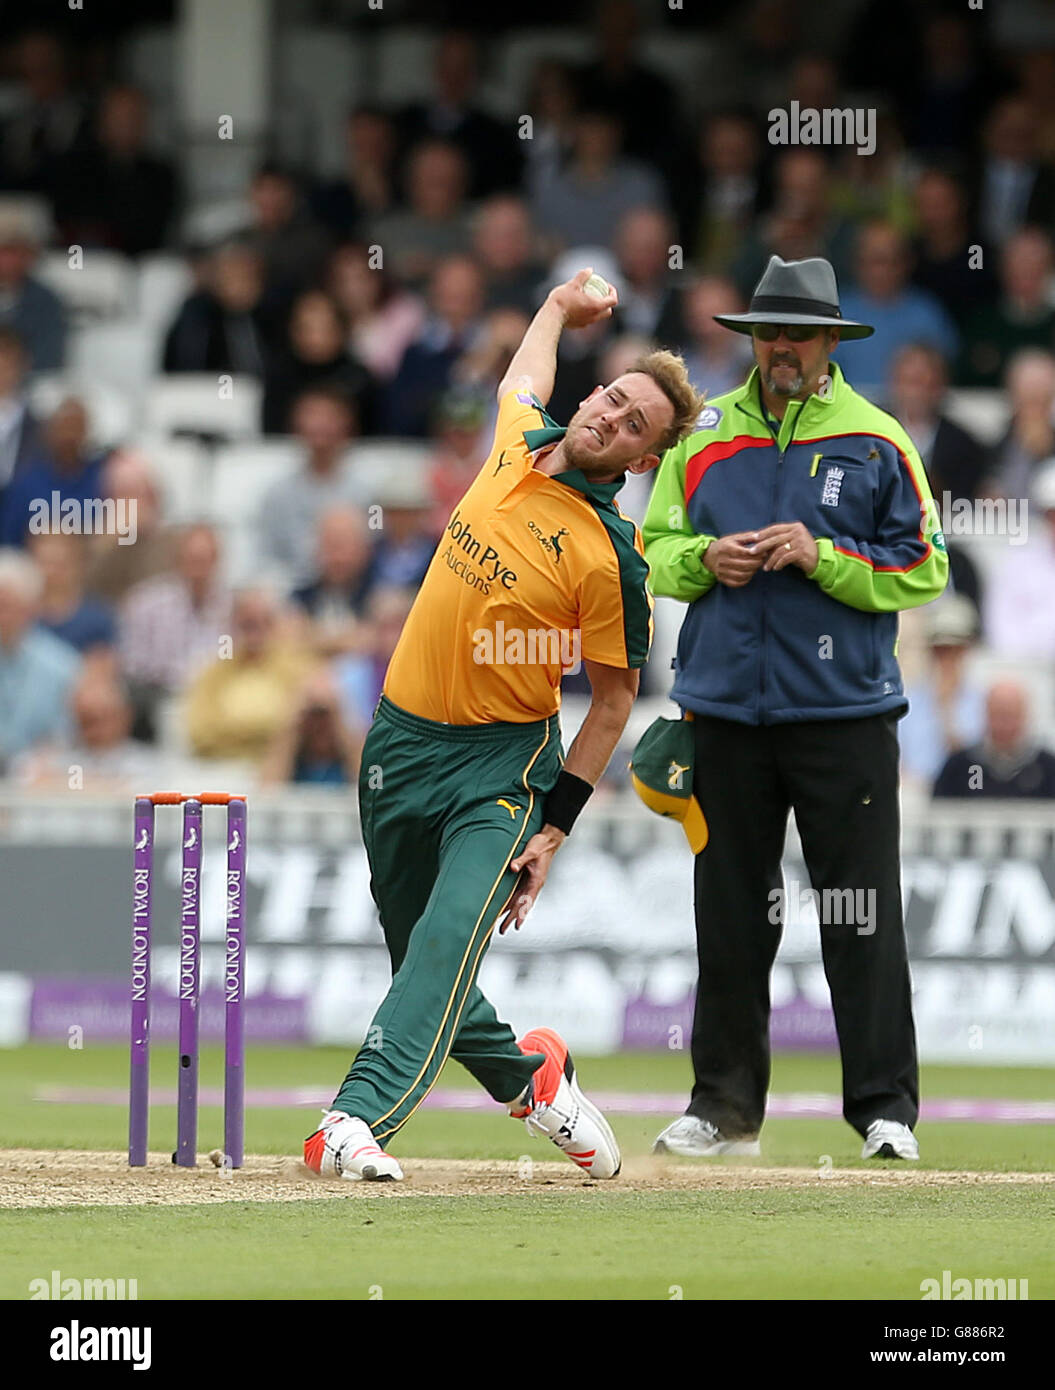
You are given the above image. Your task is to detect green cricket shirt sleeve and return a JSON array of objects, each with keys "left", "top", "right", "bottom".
[
  {"left": 642, "top": 438, "right": 718, "bottom": 601},
  {"left": 807, "top": 428, "right": 949, "bottom": 613}
]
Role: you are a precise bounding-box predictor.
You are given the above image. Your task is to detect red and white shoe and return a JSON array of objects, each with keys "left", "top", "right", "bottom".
[
  {"left": 510, "top": 1027, "right": 621, "bottom": 1179},
  {"left": 304, "top": 1110, "right": 403, "bottom": 1182}
]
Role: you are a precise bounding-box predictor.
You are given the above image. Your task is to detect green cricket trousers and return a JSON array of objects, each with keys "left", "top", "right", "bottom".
[{"left": 334, "top": 695, "right": 563, "bottom": 1144}]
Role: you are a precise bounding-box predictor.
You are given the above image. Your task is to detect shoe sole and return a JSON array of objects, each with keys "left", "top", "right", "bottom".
[
  {"left": 865, "top": 1143, "right": 919, "bottom": 1161},
  {"left": 652, "top": 1138, "right": 761, "bottom": 1158},
  {"left": 567, "top": 1065, "right": 621, "bottom": 1179}
]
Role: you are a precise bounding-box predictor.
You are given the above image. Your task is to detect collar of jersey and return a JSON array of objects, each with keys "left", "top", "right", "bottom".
[
  {"left": 522, "top": 421, "right": 625, "bottom": 504},
  {"left": 734, "top": 361, "right": 845, "bottom": 451}
]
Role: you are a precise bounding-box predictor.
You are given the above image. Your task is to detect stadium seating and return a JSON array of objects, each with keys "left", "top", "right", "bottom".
[
  {"left": 142, "top": 374, "right": 262, "bottom": 442},
  {"left": 35, "top": 250, "right": 136, "bottom": 322}
]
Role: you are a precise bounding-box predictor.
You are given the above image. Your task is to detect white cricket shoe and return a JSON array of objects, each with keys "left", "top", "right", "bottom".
[
  {"left": 862, "top": 1119, "right": 919, "bottom": 1160},
  {"left": 511, "top": 1028, "right": 621, "bottom": 1179},
  {"left": 303, "top": 1110, "right": 404, "bottom": 1181},
  {"left": 653, "top": 1115, "right": 761, "bottom": 1158}
]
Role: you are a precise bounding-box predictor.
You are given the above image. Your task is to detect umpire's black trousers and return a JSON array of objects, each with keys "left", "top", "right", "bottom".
[{"left": 688, "top": 712, "right": 918, "bottom": 1139}]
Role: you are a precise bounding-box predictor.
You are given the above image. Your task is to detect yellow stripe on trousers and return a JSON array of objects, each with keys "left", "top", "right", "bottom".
[{"left": 370, "top": 720, "right": 554, "bottom": 1138}]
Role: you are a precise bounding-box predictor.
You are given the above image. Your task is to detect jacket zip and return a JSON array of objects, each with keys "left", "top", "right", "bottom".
[{"left": 758, "top": 395, "right": 805, "bottom": 722}]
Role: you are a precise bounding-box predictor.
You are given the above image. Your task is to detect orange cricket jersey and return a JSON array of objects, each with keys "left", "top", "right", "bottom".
[{"left": 383, "top": 389, "right": 653, "bottom": 724}]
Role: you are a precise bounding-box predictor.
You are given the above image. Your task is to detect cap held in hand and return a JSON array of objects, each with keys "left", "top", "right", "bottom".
[{"left": 628, "top": 715, "right": 708, "bottom": 853}]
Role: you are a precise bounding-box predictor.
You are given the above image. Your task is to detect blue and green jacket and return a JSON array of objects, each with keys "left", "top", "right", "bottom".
[{"left": 642, "top": 363, "right": 948, "bottom": 724}]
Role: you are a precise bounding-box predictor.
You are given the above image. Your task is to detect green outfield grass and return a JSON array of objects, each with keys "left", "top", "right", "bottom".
[{"left": 1, "top": 1045, "right": 1052, "bottom": 1300}]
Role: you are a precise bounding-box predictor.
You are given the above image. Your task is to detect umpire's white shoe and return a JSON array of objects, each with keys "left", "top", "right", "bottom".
[
  {"left": 653, "top": 1115, "right": 761, "bottom": 1158},
  {"left": 510, "top": 1028, "right": 621, "bottom": 1178},
  {"left": 862, "top": 1119, "right": 919, "bottom": 1160},
  {"left": 304, "top": 1111, "right": 404, "bottom": 1181}
]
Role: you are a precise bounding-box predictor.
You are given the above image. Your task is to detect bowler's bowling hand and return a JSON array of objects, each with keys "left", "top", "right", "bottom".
[
  {"left": 702, "top": 532, "right": 766, "bottom": 587},
  {"left": 549, "top": 268, "right": 618, "bottom": 329},
  {"left": 498, "top": 827, "right": 566, "bottom": 934},
  {"left": 752, "top": 522, "right": 820, "bottom": 573}
]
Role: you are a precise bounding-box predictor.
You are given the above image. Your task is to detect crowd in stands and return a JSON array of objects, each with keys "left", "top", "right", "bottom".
[{"left": 0, "top": 5, "right": 1054, "bottom": 799}]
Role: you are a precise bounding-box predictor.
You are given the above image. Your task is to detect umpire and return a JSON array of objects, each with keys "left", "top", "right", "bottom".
[{"left": 643, "top": 256, "right": 948, "bottom": 1161}]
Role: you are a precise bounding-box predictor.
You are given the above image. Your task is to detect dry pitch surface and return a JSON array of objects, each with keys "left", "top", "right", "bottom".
[{"left": 3, "top": 1149, "right": 1054, "bottom": 1209}]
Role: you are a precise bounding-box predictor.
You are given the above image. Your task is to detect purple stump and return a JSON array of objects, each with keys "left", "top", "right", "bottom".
[
  {"left": 176, "top": 798, "right": 202, "bottom": 1167},
  {"left": 129, "top": 797, "right": 155, "bottom": 1166},
  {"left": 224, "top": 798, "right": 247, "bottom": 1168}
]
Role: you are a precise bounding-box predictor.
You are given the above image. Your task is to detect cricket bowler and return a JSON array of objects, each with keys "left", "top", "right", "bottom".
[{"left": 304, "top": 269, "right": 704, "bottom": 1181}]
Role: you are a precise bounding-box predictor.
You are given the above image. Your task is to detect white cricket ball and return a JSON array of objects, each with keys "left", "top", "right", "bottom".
[{"left": 583, "top": 273, "right": 612, "bottom": 300}]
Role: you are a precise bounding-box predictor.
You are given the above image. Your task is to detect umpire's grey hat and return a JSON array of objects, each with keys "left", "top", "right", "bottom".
[{"left": 714, "top": 255, "right": 874, "bottom": 339}]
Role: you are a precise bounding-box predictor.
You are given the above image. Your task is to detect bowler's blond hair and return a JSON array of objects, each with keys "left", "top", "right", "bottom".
[{"left": 626, "top": 350, "right": 707, "bottom": 453}]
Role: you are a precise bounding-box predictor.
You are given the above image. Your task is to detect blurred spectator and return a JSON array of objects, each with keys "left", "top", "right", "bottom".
[
  {"left": 0, "top": 546, "right": 79, "bottom": 772},
  {"left": 426, "top": 388, "right": 490, "bottom": 533},
  {"left": 680, "top": 277, "right": 753, "bottom": 399},
  {"left": 838, "top": 221, "right": 958, "bottom": 394},
  {"left": 989, "top": 350, "right": 1055, "bottom": 503},
  {"left": 577, "top": 0, "right": 680, "bottom": 179},
  {"left": 899, "top": 594, "right": 985, "bottom": 787},
  {"left": 291, "top": 506, "right": 377, "bottom": 656},
  {"left": 13, "top": 671, "right": 154, "bottom": 790},
  {"left": 530, "top": 109, "right": 667, "bottom": 253},
  {"left": 0, "top": 328, "right": 42, "bottom": 496},
  {"left": 829, "top": 114, "right": 915, "bottom": 234},
  {"left": 262, "top": 289, "right": 375, "bottom": 435},
  {"left": 84, "top": 450, "right": 174, "bottom": 602},
  {"left": 185, "top": 587, "right": 313, "bottom": 764},
  {"left": 368, "top": 140, "right": 472, "bottom": 289},
  {"left": 0, "top": 396, "right": 105, "bottom": 547},
  {"left": 0, "top": 32, "right": 85, "bottom": 193},
  {"left": 472, "top": 196, "right": 545, "bottom": 316},
  {"left": 521, "top": 60, "right": 578, "bottom": 195},
  {"left": 246, "top": 164, "right": 332, "bottom": 304},
  {"left": 369, "top": 472, "right": 436, "bottom": 590},
  {"left": 1018, "top": 50, "right": 1055, "bottom": 165},
  {"left": 257, "top": 387, "right": 361, "bottom": 585},
  {"left": 910, "top": 167, "right": 995, "bottom": 331},
  {"left": 886, "top": 344, "right": 990, "bottom": 502},
  {"left": 335, "top": 585, "right": 416, "bottom": 728},
  {"left": 453, "top": 306, "right": 529, "bottom": 402},
  {"left": 906, "top": 13, "right": 989, "bottom": 158},
  {"left": 730, "top": 151, "right": 854, "bottom": 300},
  {"left": 958, "top": 227, "right": 1055, "bottom": 389},
  {"left": 163, "top": 240, "right": 281, "bottom": 377},
  {"left": 933, "top": 680, "right": 1055, "bottom": 799},
  {"left": 984, "top": 458, "right": 1055, "bottom": 661},
  {"left": 29, "top": 532, "right": 115, "bottom": 655},
  {"left": 50, "top": 85, "right": 177, "bottom": 256},
  {"left": 690, "top": 111, "right": 765, "bottom": 274},
  {"left": 612, "top": 207, "right": 685, "bottom": 344},
  {"left": 312, "top": 106, "right": 398, "bottom": 236},
  {"left": 118, "top": 522, "right": 231, "bottom": 741},
  {"left": 261, "top": 667, "right": 362, "bottom": 788},
  {"left": 383, "top": 255, "right": 485, "bottom": 436},
  {"left": 0, "top": 203, "right": 65, "bottom": 370},
  {"left": 971, "top": 96, "right": 1055, "bottom": 248},
  {"left": 328, "top": 241, "right": 424, "bottom": 381},
  {"left": 397, "top": 33, "right": 521, "bottom": 199}
]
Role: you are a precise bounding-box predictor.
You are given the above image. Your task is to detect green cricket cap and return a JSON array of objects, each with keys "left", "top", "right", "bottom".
[{"left": 628, "top": 715, "right": 708, "bottom": 853}]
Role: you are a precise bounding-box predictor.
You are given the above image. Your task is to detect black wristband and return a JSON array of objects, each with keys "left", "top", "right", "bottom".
[{"left": 542, "top": 769, "right": 594, "bottom": 835}]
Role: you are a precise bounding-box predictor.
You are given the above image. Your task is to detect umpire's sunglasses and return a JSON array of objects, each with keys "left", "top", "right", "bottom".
[{"left": 751, "top": 323, "right": 824, "bottom": 342}]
